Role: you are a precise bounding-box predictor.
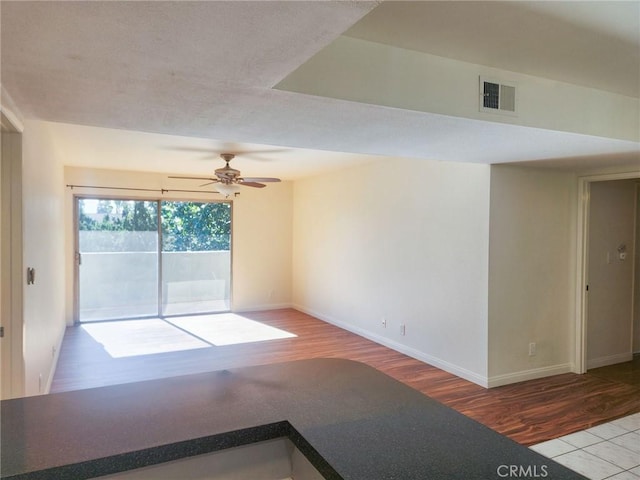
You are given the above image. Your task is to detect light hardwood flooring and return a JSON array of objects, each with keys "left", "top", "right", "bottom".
[{"left": 51, "top": 308, "right": 640, "bottom": 446}]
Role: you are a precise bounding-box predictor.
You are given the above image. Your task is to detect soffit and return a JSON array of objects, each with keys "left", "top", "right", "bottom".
[
  {"left": 0, "top": 1, "right": 638, "bottom": 176},
  {"left": 345, "top": 1, "right": 640, "bottom": 98}
]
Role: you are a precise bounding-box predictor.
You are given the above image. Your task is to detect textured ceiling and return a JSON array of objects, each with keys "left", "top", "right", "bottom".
[{"left": 1, "top": 1, "right": 638, "bottom": 177}]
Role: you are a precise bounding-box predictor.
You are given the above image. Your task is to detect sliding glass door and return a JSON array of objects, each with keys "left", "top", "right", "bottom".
[
  {"left": 77, "top": 199, "right": 159, "bottom": 321},
  {"left": 76, "top": 197, "right": 231, "bottom": 322},
  {"left": 161, "top": 201, "right": 231, "bottom": 316}
]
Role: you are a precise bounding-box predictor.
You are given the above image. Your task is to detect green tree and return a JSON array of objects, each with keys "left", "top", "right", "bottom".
[
  {"left": 123, "top": 202, "right": 157, "bottom": 231},
  {"left": 79, "top": 199, "right": 230, "bottom": 251},
  {"left": 78, "top": 210, "right": 97, "bottom": 230},
  {"left": 161, "top": 202, "right": 230, "bottom": 251}
]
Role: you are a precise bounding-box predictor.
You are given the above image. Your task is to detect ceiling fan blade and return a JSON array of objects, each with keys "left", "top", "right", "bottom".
[
  {"left": 239, "top": 181, "right": 266, "bottom": 188},
  {"left": 168, "top": 175, "right": 217, "bottom": 181},
  {"left": 240, "top": 177, "right": 281, "bottom": 183},
  {"left": 199, "top": 181, "right": 218, "bottom": 187},
  {"left": 240, "top": 151, "right": 288, "bottom": 162},
  {"left": 236, "top": 148, "right": 288, "bottom": 156},
  {"left": 164, "top": 147, "right": 216, "bottom": 153}
]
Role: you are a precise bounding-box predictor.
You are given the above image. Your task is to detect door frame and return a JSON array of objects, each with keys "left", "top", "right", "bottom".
[
  {"left": 1, "top": 110, "right": 25, "bottom": 399},
  {"left": 574, "top": 170, "right": 639, "bottom": 374}
]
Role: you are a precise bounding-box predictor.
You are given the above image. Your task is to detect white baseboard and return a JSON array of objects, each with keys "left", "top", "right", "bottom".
[
  {"left": 45, "top": 321, "right": 67, "bottom": 394},
  {"left": 487, "top": 363, "right": 573, "bottom": 388},
  {"left": 587, "top": 352, "right": 633, "bottom": 370},
  {"left": 292, "top": 304, "right": 489, "bottom": 388},
  {"left": 232, "top": 303, "right": 293, "bottom": 313}
]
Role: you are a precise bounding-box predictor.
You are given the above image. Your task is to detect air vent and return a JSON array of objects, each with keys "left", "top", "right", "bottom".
[{"left": 479, "top": 76, "right": 517, "bottom": 115}]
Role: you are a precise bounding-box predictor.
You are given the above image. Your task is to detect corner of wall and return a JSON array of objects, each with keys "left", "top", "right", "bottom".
[
  {"left": 1, "top": 86, "right": 25, "bottom": 133},
  {"left": 488, "top": 165, "right": 577, "bottom": 385},
  {"left": 487, "top": 364, "right": 573, "bottom": 388},
  {"left": 44, "top": 325, "right": 66, "bottom": 394}
]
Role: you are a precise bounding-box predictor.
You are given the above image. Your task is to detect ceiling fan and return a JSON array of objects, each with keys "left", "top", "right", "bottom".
[{"left": 168, "top": 153, "right": 281, "bottom": 197}]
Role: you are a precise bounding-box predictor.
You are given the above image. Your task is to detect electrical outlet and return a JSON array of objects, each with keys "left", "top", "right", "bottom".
[
  {"left": 400, "top": 324, "right": 406, "bottom": 336},
  {"left": 381, "top": 317, "right": 387, "bottom": 328},
  {"left": 528, "top": 342, "right": 536, "bottom": 356}
]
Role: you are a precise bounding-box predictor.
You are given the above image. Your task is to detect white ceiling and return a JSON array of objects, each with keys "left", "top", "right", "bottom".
[{"left": 1, "top": 1, "right": 638, "bottom": 178}]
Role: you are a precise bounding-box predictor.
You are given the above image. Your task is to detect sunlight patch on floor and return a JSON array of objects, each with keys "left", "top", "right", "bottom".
[
  {"left": 167, "top": 313, "right": 297, "bottom": 346},
  {"left": 81, "top": 319, "right": 210, "bottom": 358}
]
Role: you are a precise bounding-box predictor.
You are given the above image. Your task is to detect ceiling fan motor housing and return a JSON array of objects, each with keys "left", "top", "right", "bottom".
[{"left": 215, "top": 153, "right": 241, "bottom": 180}]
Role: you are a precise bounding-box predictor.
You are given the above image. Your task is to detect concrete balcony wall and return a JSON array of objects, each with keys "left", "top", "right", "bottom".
[{"left": 79, "top": 251, "right": 230, "bottom": 320}]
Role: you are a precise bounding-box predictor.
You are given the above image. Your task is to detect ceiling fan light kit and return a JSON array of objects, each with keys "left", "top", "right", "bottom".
[
  {"left": 215, "top": 183, "right": 241, "bottom": 198},
  {"left": 169, "top": 152, "right": 281, "bottom": 198}
]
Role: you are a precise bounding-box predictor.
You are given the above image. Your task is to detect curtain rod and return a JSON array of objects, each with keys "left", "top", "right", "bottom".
[{"left": 65, "top": 184, "right": 233, "bottom": 196}]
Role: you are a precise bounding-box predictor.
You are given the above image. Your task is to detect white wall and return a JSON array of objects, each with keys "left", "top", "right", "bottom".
[
  {"left": 487, "top": 165, "right": 576, "bottom": 386},
  {"left": 21, "top": 119, "right": 67, "bottom": 396},
  {"left": 232, "top": 178, "right": 293, "bottom": 311},
  {"left": 587, "top": 179, "right": 636, "bottom": 368},
  {"left": 292, "top": 157, "right": 491, "bottom": 385},
  {"left": 64, "top": 166, "right": 293, "bottom": 322}
]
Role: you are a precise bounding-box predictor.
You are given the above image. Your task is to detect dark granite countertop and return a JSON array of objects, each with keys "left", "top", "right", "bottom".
[{"left": 1, "top": 358, "right": 587, "bottom": 479}]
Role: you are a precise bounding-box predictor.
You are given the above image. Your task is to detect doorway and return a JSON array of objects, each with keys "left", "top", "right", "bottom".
[
  {"left": 576, "top": 173, "right": 639, "bottom": 374},
  {"left": 75, "top": 197, "right": 231, "bottom": 322}
]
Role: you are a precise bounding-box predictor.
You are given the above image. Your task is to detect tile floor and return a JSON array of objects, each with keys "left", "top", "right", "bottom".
[{"left": 531, "top": 413, "right": 640, "bottom": 480}]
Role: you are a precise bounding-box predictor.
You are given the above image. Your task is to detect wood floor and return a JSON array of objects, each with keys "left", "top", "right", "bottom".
[{"left": 51, "top": 308, "right": 640, "bottom": 447}]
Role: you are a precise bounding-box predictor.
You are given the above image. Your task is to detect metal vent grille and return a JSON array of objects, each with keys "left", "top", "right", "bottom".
[
  {"left": 480, "top": 77, "right": 517, "bottom": 115},
  {"left": 483, "top": 81, "right": 500, "bottom": 109},
  {"left": 499, "top": 84, "right": 516, "bottom": 112}
]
